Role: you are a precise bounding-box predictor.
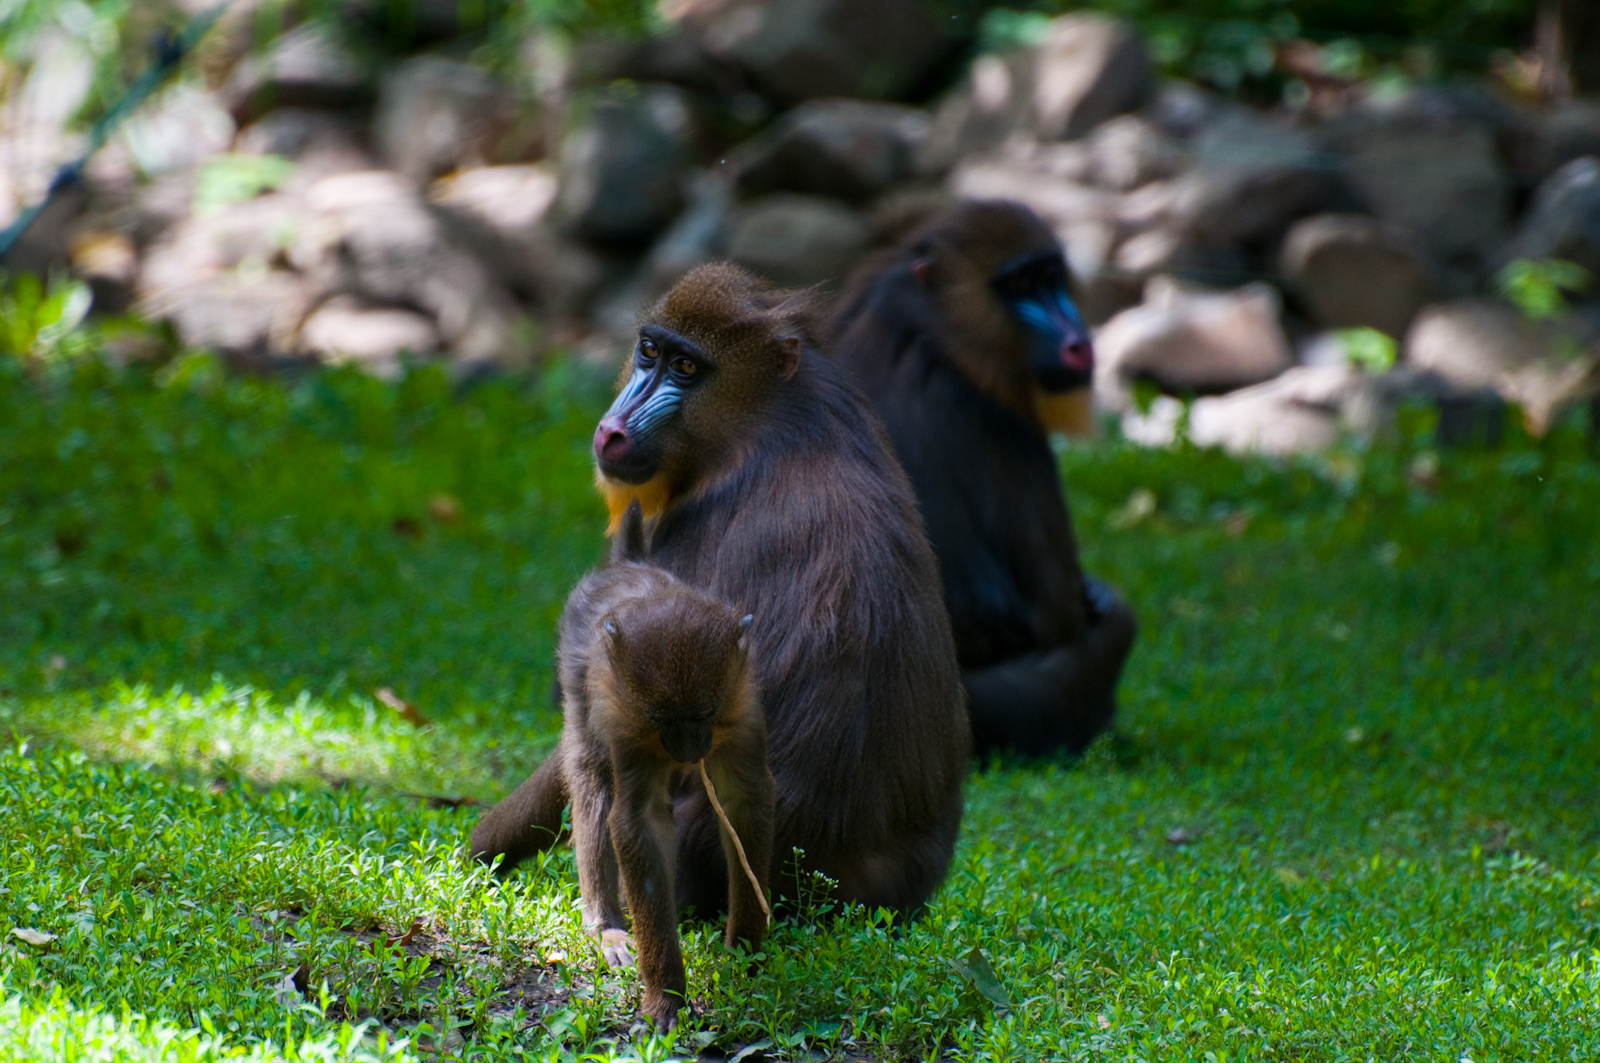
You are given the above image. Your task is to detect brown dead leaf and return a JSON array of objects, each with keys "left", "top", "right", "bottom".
[
  {"left": 375, "top": 688, "right": 430, "bottom": 728},
  {"left": 11, "top": 928, "right": 56, "bottom": 947}
]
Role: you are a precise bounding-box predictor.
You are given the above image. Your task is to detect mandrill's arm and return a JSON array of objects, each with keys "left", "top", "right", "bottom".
[{"left": 964, "top": 578, "right": 1137, "bottom": 759}]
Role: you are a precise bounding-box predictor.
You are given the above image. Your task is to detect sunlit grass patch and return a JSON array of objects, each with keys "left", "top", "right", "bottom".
[{"left": 2, "top": 354, "right": 1598, "bottom": 1060}]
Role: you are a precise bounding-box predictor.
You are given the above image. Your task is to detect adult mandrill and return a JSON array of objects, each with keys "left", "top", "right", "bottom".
[
  {"left": 472, "top": 262, "right": 968, "bottom": 916},
  {"left": 829, "top": 199, "right": 1137, "bottom": 759}
]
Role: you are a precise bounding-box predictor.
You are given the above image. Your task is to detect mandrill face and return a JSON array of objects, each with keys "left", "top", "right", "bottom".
[
  {"left": 990, "top": 247, "right": 1094, "bottom": 393},
  {"left": 593, "top": 327, "right": 710, "bottom": 486},
  {"left": 601, "top": 606, "right": 754, "bottom": 765}
]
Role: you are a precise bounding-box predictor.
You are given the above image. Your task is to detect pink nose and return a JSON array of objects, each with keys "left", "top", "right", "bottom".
[
  {"left": 1061, "top": 339, "right": 1094, "bottom": 372},
  {"left": 594, "top": 418, "right": 631, "bottom": 461}
]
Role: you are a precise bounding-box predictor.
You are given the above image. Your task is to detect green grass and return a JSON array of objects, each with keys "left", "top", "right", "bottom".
[{"left": 1, "top": 352, "right": 1598, "bottom": 1061}]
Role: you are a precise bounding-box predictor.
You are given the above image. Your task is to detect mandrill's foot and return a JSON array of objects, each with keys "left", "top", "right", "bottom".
[
  {"left": 641, "top": 986, "right": 685, "bottom": 1031},
  {"left": 596, "top": 928, "right": 636, "bottom": 970}
]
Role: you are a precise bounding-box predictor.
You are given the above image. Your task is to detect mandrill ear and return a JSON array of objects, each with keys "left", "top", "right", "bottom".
[
  {"left": 777, "top": 336, "right": 803, "bottom": 380},
  {"left": 910, "top": 257, "right": 932, "bottom": 287},
  {"left": 612, "top": 499, "right": 648, "bottom": 563},
  {"left": 603, "top": 618, "right": 623, "bottom": 652},
  {"left": 736, "top": 614, "right": 754, "bottom": 654}
]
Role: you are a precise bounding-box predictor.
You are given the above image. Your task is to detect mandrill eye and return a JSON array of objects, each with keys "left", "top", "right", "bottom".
[
  {"left": 638, "top": 339, "right": 658, "bottom": 362},
  {"left": 669, "top": 356, "right": 698, "bottom": 379}
]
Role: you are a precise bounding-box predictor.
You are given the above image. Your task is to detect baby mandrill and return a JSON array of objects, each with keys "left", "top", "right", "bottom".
[{"left": 560, "top": 501, "right": 774, "bottom": 1030}]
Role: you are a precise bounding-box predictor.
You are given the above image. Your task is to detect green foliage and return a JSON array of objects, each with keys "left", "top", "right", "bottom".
[
  {"left": 193, "top": 155, "right": 298, "bottom": 214},
  {"left": 0, "top": 272, "right": 93, "bottom": 359},
  {"left": 1335, "top": 325, "right": 1397, "bottom": 372},
  {"left": 1496, "top": 258, "right": 1594, "bottom": 321},
  {"left": 0, "top": 354, "right": 1598, "bottom": 1060}
]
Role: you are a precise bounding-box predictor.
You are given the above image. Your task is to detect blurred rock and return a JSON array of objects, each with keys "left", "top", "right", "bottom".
[
  {"left": 1503, "top": 156, "right": 1600, "bottom": 278},
  {"left": 948, "top": 150, "right": 1128, "bottom": 296},
  {"left": 300, "top": 295, "right": 441, "bottom": 375},
  {"left": 0, "top": 30, "right": 93, "bottom": 211},
  {"left": 235, "top": 108, "right": 376, "bottom": 182},
  {"left": 1081, "top": 114, "right": 1180, "bottom": 191},
  {"left": 1143, "top": 80, "right": 1223, "bottom": 140},
  {"left": 221, "top": 25, "right": 374, "bottom": 125},
  {"left": 1327, "top": 97, "right": 1511, "bottom": 269},
  {"left": 922, "top": 15, "right": 1149, "bottom": 170},
  {"left": 374, "top": 58, "right": 516, "bottom": 183},
  {"left": 638, "top": 171, "right": 734, "bottom": 295},
  {"left": 429, "top": 164, "right": 602, "bottom": 315},
  {"left": 724, "top": 193, "right": 868, "bottom": 288},
  {"left": 734, "top": 99, "right": 930, "bottom": 201},
  {"left": 1176, "top": 109, "right": 1334, "bottom": 247},
  {"left": 1280, "top": 214, "right": 1433, "bottom": 338},
  {"left": 1184, "top": 366, "right": 1346, "bottom": 455},
  {"left": 1030, "top": 14, "right": 1152, "bottom": 140},
  {"left": 919, "top": 55, "right": 1030, "bottom": 170},
  {"left": 158, "top": 271, "right": 312, "bottom": 355},
  {"left": 137, "top": 192, "right": 312, "bottom": 353},
  {"left": 556, "top": 85, "right": 692, "bottom": 245},
  {"left": 571, "top": 30, "right": 742, "bottom": 95},
  {"left": 118, "top": 84, "right": 236, "bottom": 179},
  {"left": 430, "top": 164, "right": 560, "bottom": 229},
  {"left": 296, "top": 171, "right": 526, "bottom": 363},
  {"left": 1528, "top": 101, "right": 1600, "bottom": 179},
  {"left": 673, "top": 0, "right": 951, "bottom": 104},
  {"left": 1405, "top": 297, "right": 1600, "bottom": 433},
  {"left": 1095, "top": 277, "right": 1294, "bottom": 406},
  {"left": 1405, "top": 298, "right": 1550, "bottom": 389}
]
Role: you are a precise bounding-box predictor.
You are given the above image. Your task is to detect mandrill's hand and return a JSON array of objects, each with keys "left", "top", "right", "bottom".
[
  {"left": 1083, "top": 576, "right": 1125, "bottom": 625},
  {"left": 595, "top": 927, "right": 636, "bottom": 969}
]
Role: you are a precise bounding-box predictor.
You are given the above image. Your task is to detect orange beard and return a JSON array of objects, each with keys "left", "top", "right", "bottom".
[
  {"left": 1032, "top": 387, "right": 1094, "bottom": 438},
  {"left": 596, "top": 470, "right": 675, "bottom": 534}
]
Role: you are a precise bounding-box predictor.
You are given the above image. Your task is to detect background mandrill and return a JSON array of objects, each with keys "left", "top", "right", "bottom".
[
  {"left": 558, "top": 502, "right": 771, "bottom": 1031},
  {"left": 830, "top": 199, "right": 1138, "bottom": 759},
  {"left": 471, "top": 262, "right": 969, "bottom": 919}
]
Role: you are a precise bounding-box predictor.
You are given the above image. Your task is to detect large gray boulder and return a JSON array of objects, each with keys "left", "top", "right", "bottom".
[
  {"left": 1094, "top": 277, "right": 1294, "bottom": 406},
  {"left": 295, "top": 170, "right": 527, "bottom": 364},
  {"left": 1503, "top": 156, "right": 1600, "bottom": 279},
  {"left": 374, "top": 58, "right": 517, "bottom": 184},
  {"left": 555, "top": 85, "right": 692, "bottom": 245},
  {"left": 221, "top": 24, "right": 373, "bottom": 124},
  {"left": 428, "top": 164, "right": 602, "bottom": 316},
  {"left": 673, "top": 0, "right": 952, "bottom": 104},
  {"left": 299, "top": 295, "right": 441, "bottom": 376},
  {"left": 1031, "top": 14, "right": 1153, "bottom": 140},
  {"left": 1280, "top": 214, "right": 1433, "bottom": 338},
  {"left": 1325, "top": 95, "right": 1512, "bottom": 270},
  {"left": 723, "top": 193, "right": 868, "bottom": 288},
  {"left": 733, "top": 99, "right": 930, "bottom": 201},
  {"left": 1405, "top": 298, "right": 1600, "bottom": 435},
  {"left": 922, "top": 14, "right": 1150, "bottom": 169}
]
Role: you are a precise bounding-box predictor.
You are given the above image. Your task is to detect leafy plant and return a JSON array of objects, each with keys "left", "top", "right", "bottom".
[
  {"left": 0, "top": 271, "right": 94, "bottom": 358},
  {"left": 1336, "top": 326, "right": 1397, "bottom": 373},
  {"left": 1496, "top": 257, "right": 1594, "bottom": 321}
]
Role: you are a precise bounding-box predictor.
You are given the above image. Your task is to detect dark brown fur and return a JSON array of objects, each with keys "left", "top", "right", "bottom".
[
  {"left": 550, "top": 504, "right": 771, "bottom": 1031},
  {"left": 471, "top": 263, "right": 968, "bottom": 917},
  {"left": 830, "top": 200, "right": 1138, "bottom": 758}
]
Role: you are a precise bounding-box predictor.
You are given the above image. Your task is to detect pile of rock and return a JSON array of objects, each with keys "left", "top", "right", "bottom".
[{"left": 3, "top": 0, "right": 1598, "bottom": 438}]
